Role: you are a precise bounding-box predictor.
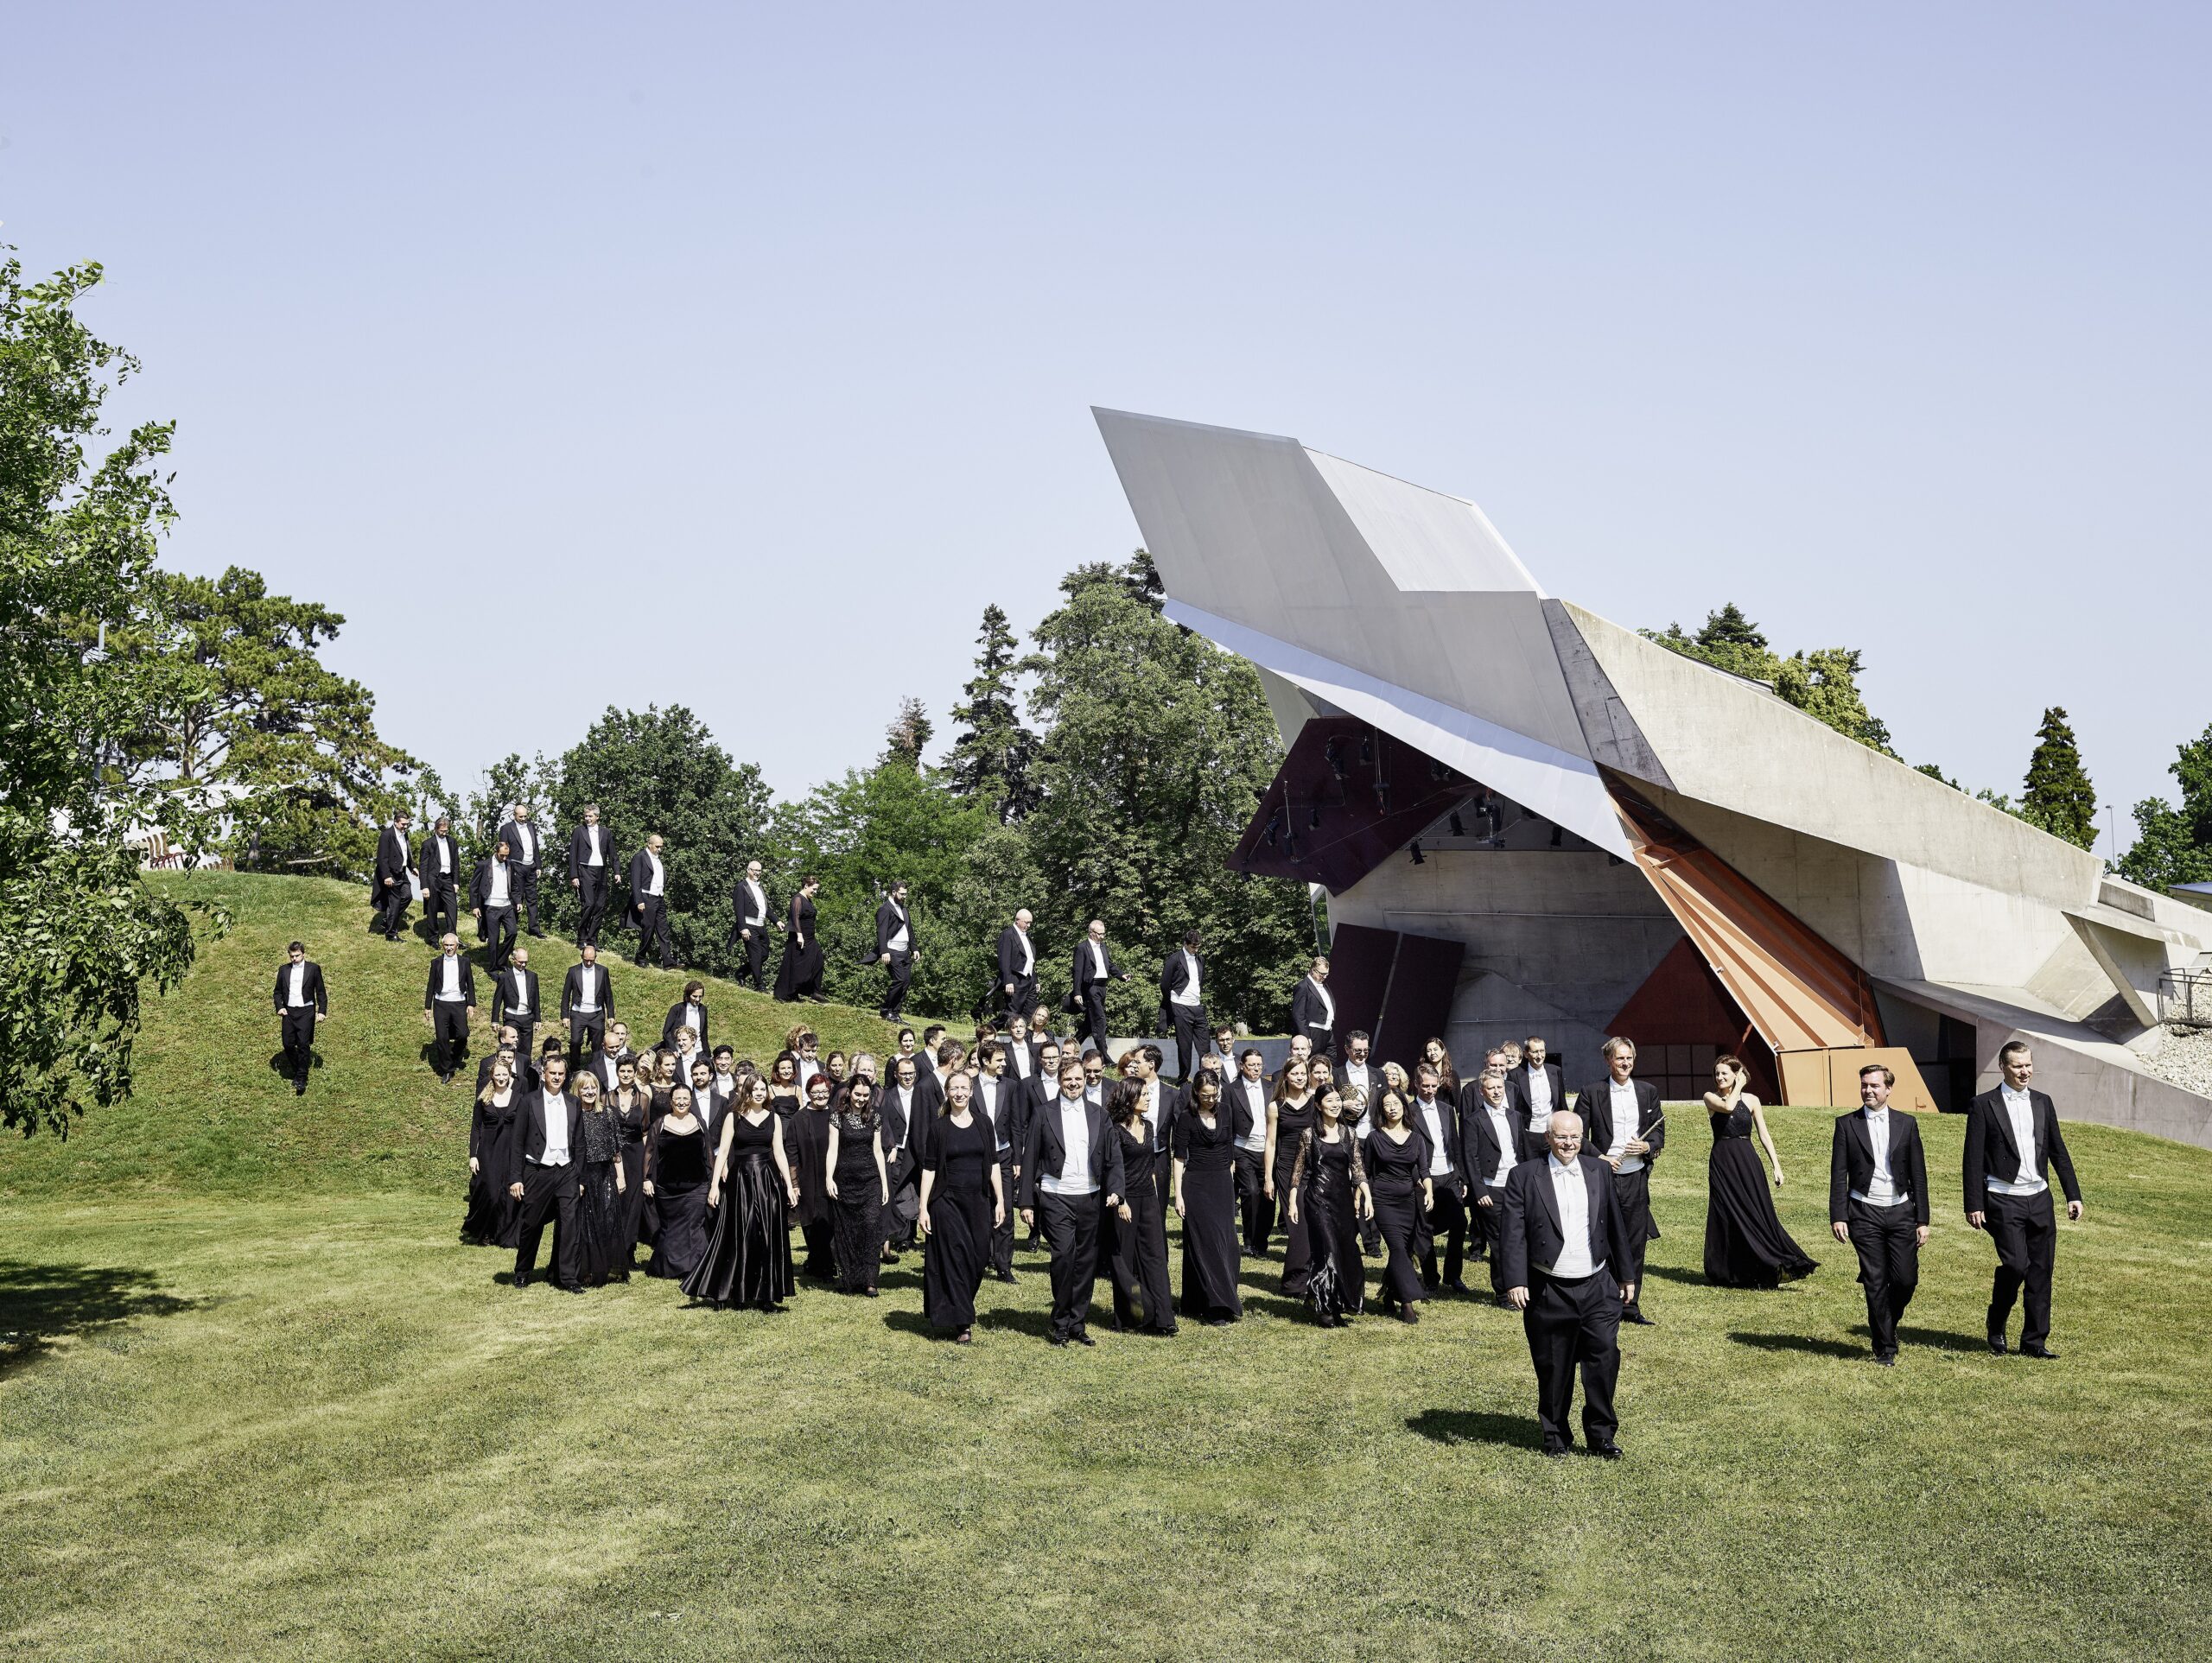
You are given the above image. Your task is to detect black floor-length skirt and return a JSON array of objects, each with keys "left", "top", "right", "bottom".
[
  {"left": 1274, "top": 1150, "right": 1313, "bottom": 1296},
  {"left": 620, "top": 1139, "right": 647, "bottom": 1253},
  {"left": 648, "top": 1182, "right": 710, "bottom": 1281},
  {"left": 831, "top": 1158, "right": 882, "bottom": 1293},
  {"left": 1370, "top": 1177, "right": 1427, "bottom": 1309},
  {"left": 1105, "top": 1183, "right": 1176, "bottom": 1334},
  {"left": 461, "top": 1118, "right": 518, "bottom": 1247},
  {"left": 1704, "top": 1139, "right": 1820, "bottom": 1287},
  {"left": 773, "top": 942, "right": 825, "bottom": 1002},
  {"left": 1304, "top": 1177, "right": 1365, "bottom": 1321},
  {"left": 1177, "top": 1166, "right": 1242, "bottom": 1321},
  {"left": 577, "top": 1161, "right": 629, "bottom": 1286},
  {"left": 921, "top": 1175, "right": 992, "bottom": 1333},
  {"left": 684, "top": 1154, "right": 797, "bottom": 1309}
]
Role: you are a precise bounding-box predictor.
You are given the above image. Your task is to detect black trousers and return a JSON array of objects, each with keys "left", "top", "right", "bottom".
[
  {"left": 376, "top": 879, "right": 410, "bottom": 938},
  {"left": 506, "top": 1016, "right": 537, "bottom": 1076},
  {"left": 882, "top": 951, "right": 913, "bottom": 1019},
  {"left": 430, "top": 1000, "right": 470, "bottom": 1076},
  {"left": 1036, "top": 1190, "right": 1103, "bottom": 1340},
  {"left": 1612, "top": 1165, "right": 1656, "bottom": 1310},
  {"left": 883, "top": 1149, "right": 919, "bottom": 1250},
  {"left": 424, "top": 879, "right": 459, "bottom": 943},
  {"left": 737, "top": 925, "right": 770, "bottom": 990},
  {"left": 1078, "top": 982, "right": 1109, "bottom": 1052},
  {"left": 481, "top": 904, "right": 518, "bottom": 972},
  {"left": 635, "top": 897, "right": 672, "bottom": 968},
  {"left": 1847, "top": 1198, "right": 1920, "bottom": 1357},
  {"left": 1004, "top": 973, "right": 1038, "bottom": 1027},
  {"left": 1471, "top": 1185, "right": 1509, "bottom": 1295},
  {"left": 575, "top": 868, "right": 608, "bottom": 945},
  {"left": 568, "top": 1012, "right": 606, "bottom": 1065},
  {"left": 1167, "top": 1004, "right": 1207, "bottom": 1080},
  {"left": 514, "top": 864, "right": 542, "bottom": 934},
  {"left": 1523, "top": 1267, "right": 1621, "bottom": 1449},
  {"left": 1985, "top": 1190, "right": 2057, "bottom": 1348},
  {"left": 1421, "top": 1183, "right": 1469, "bottom": 1288},
  {"left": 279, "top": 1006, "right": 316, "bottom": 1086},
  {"left": 990, "top": 1152, "right": 1015, "bottom": 1274},
  {"left": 513, "top": 1161, "right": 581, "bottom": 1286},
  {"left": 1234, "top": 1146, "right": 1269, "bottom": 1254}
]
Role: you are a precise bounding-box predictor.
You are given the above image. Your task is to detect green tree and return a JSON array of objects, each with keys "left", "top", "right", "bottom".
[
  {"left": 2116, "top": 723, "right": 2212, "bottom": 891},
  {"left": 1020, "top": 552, "right": 1310, "bottom": 1034},
  {"left": 2018, "top": 706, "right": 2098, "bottom": 850},
  {"left": 944, "top": 604, "right": 1040, "bottom": 822},
  {"left": 546, "top": 707, "right": 772, "bottom": 973},
  {"left": 0, "top": 254, "right": 221, "bottom": 1138},
  {"left": 882, "top": 696, "right": 934, "bottom": 768},
  {"left": 1644, "top": 604, "right": 1897, "bottom": 756}
]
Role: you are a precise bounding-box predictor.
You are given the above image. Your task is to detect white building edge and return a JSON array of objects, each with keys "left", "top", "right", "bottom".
[{"left": 1095, "top": 408, "right": 2212, "bottom": 1148}]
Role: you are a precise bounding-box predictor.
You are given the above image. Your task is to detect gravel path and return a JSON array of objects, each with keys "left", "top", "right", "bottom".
[{"left": 2145, "top": 1026, "right": 2212, "bottom": 1097}]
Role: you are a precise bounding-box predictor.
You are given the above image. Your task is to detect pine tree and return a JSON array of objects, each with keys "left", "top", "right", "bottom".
[
  {"left": 2020, "top": 706, "right": 2098, "bottom": 849},
  {"left": 945, "top": 605, "right": 1040, "bottom": 822},
  {"left": 882, "top": 696, "right": 933, "bottom": 768},
  {"left": 1694, "top": 601, "right": 1768, "bottom": 652}
]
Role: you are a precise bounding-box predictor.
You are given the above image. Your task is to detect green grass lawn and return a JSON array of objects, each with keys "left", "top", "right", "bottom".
[{"left": 5, "top": 873, "right": 2212, "bottom": 1660}]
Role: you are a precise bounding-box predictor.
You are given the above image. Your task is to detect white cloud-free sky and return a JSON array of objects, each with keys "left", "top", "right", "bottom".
[{"left": 4, "top": 3, "right": 2203, "bottom": 856}]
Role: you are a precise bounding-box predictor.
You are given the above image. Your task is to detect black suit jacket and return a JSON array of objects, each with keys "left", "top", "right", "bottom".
[
  {"left": 374, "top": 827, "right": 412, "bottom": 885},
  {"left": 1498, "top": 1152, "right": 1636, "bottom": 1292},
  {"left": 734, "top": 877, "right": 773, "bottom": 933},
  {"left": 272, "top": 961, "right": 328, "bottom": 1015},
  {"left": 1578, "top": 1077, "right": 1667, "bottom": 1164},
  {"left": 416, "top": 832, "right": 460, "bottom": 892},
  {"left": 1962, "top": 1087, "right": 2082, "bottom": 1213},
  {"left": 1829, "top": 1107, "right": 1930, "bottom": 1227},
  {"left": 878, "top": 1087, "right": 924, "bottom": 1165},
  {"left": 1158, "top": 949, "right": 1204, "bottom": 1026},
  {"left": 1018, "top": 1095, "right": 1127, "bottom": 1208},
  {"left": 1072, "top": 938, "right": 1123, "bottom": 987},
  {"left": 1459, "top": 1092, "right": 1520, "bottom": 1189},
  {"left": 561, "top": 962, "right": 613, "bottom": 1020},
  {"left": 1503, "top": 1063, "right": 1567, "bottom": 1128},
  {"left": 423, "top": 953, "right": 476, "bottom": 1010},
  {"left": 997, "top": 926, "right": 1038, "bottom": 990},
  {"left": 1289, "top": 977, "right": 1335, "bottom": 1049},
  {"left": 490, "top": 966, "right": 541, "bottom": 1027},
  {"left": 506, "top": 1088, "right": 586, "bottom": 1190},
  {"left": 1403, "top": 1092, "right": 1467, "bottom": 1186},
  {"left": 470, "top": 857, "right": 521, "bottom": 911},
  {"left": 661, "top": 1000, "right": 709, "bottom": 1051},
  {"left": 502, "top": 818, "right": 543, "bottom": 870},
  {"left": 566, "top": 823, "right": 617, "bottom": 882},
  {"left": 626, "top": 850, "right": 666, "bottom": 912},
  {"left": 874, "top": 898, "right": 914, "bottom": 957},
  {"left": 973, "top": 1074, "right": 1023, "bottom": 1156}
]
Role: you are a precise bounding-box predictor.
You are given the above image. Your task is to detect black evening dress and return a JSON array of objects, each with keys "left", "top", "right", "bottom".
[
  {"left": 1272, "top": 1096, "right": 1317, "bottom": 1295},
  {"left": 772, "top": 897, "right": 824, "bottom": 1001},
  {"left": 461, "top": 1093, "right": 518, "bottom": 1247},
  {"left": 645, "top": 1118, "right": 711, "bottom": 1281},
  {"left": 613, "top": 1092, "right": 650, "bottom": 1256},
  {"left": 830, "top": 1109, "right": 884, "bottom": 1293},
  {"left": 685, "top": 1112, "right": 797, "bottom": 1309},
  {"left": 576, "top": 1107, "right": 629, "bottom": 1286},
  {"left": 1173, "top": 1107, "right": 1243, "bottom": 1323},
  {"left": 1294, "top": 1129, "right": 1366, "bottom": 1323},
  {"left": 921, "top": 1111, "right": 996, "bottom": 1334},
  {"left": 1363, "top": 1127, "right": 1429, "bottom": 1311},
  {"left": 1103, "top": 1120, "right": 1175, "bottom": 1334},
  {"left": 788, "top": 1104, "right": 836, "bottom": 1279},
  {"left": 1704, "top": 1100, "right": 1819, "bottom": 1287}
]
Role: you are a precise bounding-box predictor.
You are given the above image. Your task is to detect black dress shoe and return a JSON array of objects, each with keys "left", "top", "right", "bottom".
[
  {"left": 1049, "top": 1336, "right": 1069, "bottom": 1348},
  {"left": 1988, "top": 1334, "right": 2009, "bottom": 1356},
  {"left": 513, "top": 1273, "right": 531, "bottom": 1289},
  {"left": 863, "top": 1288, "right": 879, "bottom": 1298},
  {"left": 294, "top": 1080, "right": 307, "bottom": 1095},
  {"left": 1542, "top": 1442, "right": 1571, "bottom": 1459},
  {"left": 1589, "top": 1442, "right": 1623, "bottom": 1460},
  {"left": 1073, "top": 1332, "right": 1096, "bottom": 1347},
  {"left": 1446, "top": 1279, "right": 1471, "bottom": 1296},
  {"left": 2021, "top": 1342, "right": 2060, "bottom": 1360},
  {"left": 994, "top": 1270, "right": 1018, "bottom": 1284},
  {"left": 1623, "top": 1308, "right": 1656, "bottom": 1326},
  {"left": 1874, "top": 1354, "right": 1897, "bottom": 1368}
]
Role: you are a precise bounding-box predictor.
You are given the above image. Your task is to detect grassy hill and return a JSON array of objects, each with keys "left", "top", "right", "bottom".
[{"left": 5, "top": 873, "right": 2212, "bottom": 1660}]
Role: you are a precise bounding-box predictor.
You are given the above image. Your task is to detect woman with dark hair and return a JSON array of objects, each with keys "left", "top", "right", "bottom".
[
  {"left": 786, "top": 1072, "right": 836, "bottom": 1279},
  {"left": 1100, "top": 1078, "right": 1173, "bottom": 1336},
  {"left": 1288, "top": 1085, "right": 1371, "bottom": 1326},
  {"left": 648, "top": 1050, "right": 679, "bottom": 1121},
  {"left": 574, "top": 1072, "right": 628, "bottom": 1287},
  {"left": 1421, "top": 1037, "right": 1460, "bottom": 1101},
  {"left": 824, "top": 1076, "right": 890, "bottom": 1295},
  {"left": 685, "top": 1074, "right": 799, "bottom": 1311},
  {"left": 462, "top": 1062, "right": 520, "bottom": 1247},
  {"left": 1703, "top": 1054, "right": 1819, "bottom": 1287},
  {"left": 1264, "top": 1057, "right": 1318, "bottom": 1297},
  {"left": 1362, "top": 1088, "right": 1431, "bottom": 1323},
  {"left": 772, "top": 876, "right": 825, "bottom": 1001},
  {"left": 767, "top": 1051, "right": 803, "bottom": 1119},
  {"left": 645, "top": 1085, "right": 711, "bottom": 1280},
  {"left": 823, "top": 1050, "right": 849, "bottom": 1089},
  {"left": 1171, "top": 1071, "right": 1243, "bottom": 1325},
  {"left": 918, "top": 1071, "right": 1003, "bottom": 1343},
  {"left": 610, "top": 1056, "right": 651, "bottom": 1264}
]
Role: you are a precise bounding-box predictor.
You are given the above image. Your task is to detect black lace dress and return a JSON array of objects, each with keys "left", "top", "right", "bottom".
[
  {"left": 462, "top": 1092, "right": 518, "bottom": 1247},
  {"left": 1272, "top": 1095, "right": 1317, "bottom": 1296},
  {"left": 1103, "top": 1120, "right": 1175, "bottom": 1334},
  {"left": 921, "top": 1111, "right": 996, "bottom": 1334},
  {"left": 645, "top": 1117, "right": 711, "bottom": 1280},
  {"left": 1705, "top": 1100, "right": 1819, "bottom": 1287},
  {"left": 1294, "top": 1128, "right": 1367, "bottom": 1323},
  {"left": 576, "top": 1106, "right": 629, "bottom": 1285},
  {"left": 1174, "top": 1107, "right": 1243, "bottom": 1323},
  {"left": 613, "top": 1091, "right": 650, "bottom": 1256},
  {"left": 830, "top": 1108, "right": 884, "bottom": 1293},
  {"left": 685, "top": 1111, "right": 797, "bottom": 1310}
]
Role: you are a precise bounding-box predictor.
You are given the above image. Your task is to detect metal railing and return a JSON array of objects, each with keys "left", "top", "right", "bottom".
[{"left": 2161, "top": 970, "right": 2212, "bottom": 1029}]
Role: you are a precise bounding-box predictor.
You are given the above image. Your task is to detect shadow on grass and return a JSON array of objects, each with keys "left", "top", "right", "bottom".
[
  {"left": 1890, "top": 1325, "right": 1993, "bottom": 1355},
  {"left": 1729, "top": 1330, "right": 1861, "bottom": 1359},
  {"left": 1240, "top": 1292, "right": 1314, "bottom": 1323},
  {"left": 976, "top": 1305, "right": 1056, "bottom": 1339},
  {"left": 883, "top": 1310, "right": 944, "bottom": 1340},
  {"left": 0, "top": 1261, "right": 198, "bottom": 1377},
  {"left": 1405, "top": 1409, "right": 1543, "bottom": 1451}
]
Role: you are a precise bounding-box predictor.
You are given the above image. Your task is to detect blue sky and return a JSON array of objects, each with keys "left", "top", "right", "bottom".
[{"left": 4, "top": 4, "right": 2204, "bottom": 854}]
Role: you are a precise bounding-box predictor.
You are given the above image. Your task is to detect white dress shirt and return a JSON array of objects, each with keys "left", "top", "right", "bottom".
[
  {"left": 1306, "top": 976, "right": 1335, "bottom": 1028},
  {"left": 1541, "top": 1156, "right": 1600, "bottom": 1278},
  {"left": 1987, "top": 1085, "right": 2047, "bottom": 1196},
  {"left": 645, "top": 853, "right": 664, "bottom": 898},
  {"left": 1527, "top": 1064, "right": 1553, "bottom": 1119},
  {"left": 1236, "top": 1079, "right": 1269, "bottom": 1151},
  {"left": 572, "top": 968, "right": 600, "bottom": 1013},
  {"left": 438, "top": 955, "right": 464, "bottom": 1001},
  {"left": 1414, "top": 1095, "right": 1454, "bottom": 1178},
  {"left": 1017, "top": 930, "right": 1034, "bottom": 976},
  {"left": 1483, "top": 1101, "right": 1516, "bottom": 1187},
  {"left": 287, "top": 963, "right": 308, "bottom": 1006},
  {"left": 534, "top": 1093, "right": 571, "bottom": 1166},
  {"left": 1040, "top": 1098, "right": 1097, "bottom": 1196},
  {"left": 1087, "top": 940, "right": 1109, "bottom": 983},
  {"left": 1853, "top": 1107, "right": 1907, "bottom": 1207},
  {"left": 486, "top": 865, "right": 510, "bottom": 907},
  {"left": 1008, "top": 1045, "right": 1032, "bottom": 1082},
  {"left": 887, "top": 904, "right": 910, "bottom": 953},
  {"left": 1340, "top": 1062, "right": 1372, "bottom": 1104},
  {"left": 681, "top": 1002, "right": 703, "bottom": 1040},
  {"left": 742, "top": 880, "right": 766, "bottom": 925},
  {"left": 890, "top": 1086, "right": 915, "bottom": 1150},
  {"left": 506, "top": 969, "right": 531, "bottom": 1016},
  {"left": 979, "top": 1078, "right": 1011, "bottom": 1152},
  {"left": 1171, "top": 951, "right": 1202, "bottom": 1007},
  {"left": 1605, "top": 1080, "right": 1646, "bottom": 1174},
  {"left": 434, "top": 836, "right": 452, "bottom": 874},
  {"left": 583, "top": 824, "right": 603, "bottom": 866},
  {"left": 512, "top": 822, "right": 537, "bottom": 863},
  {"left": 1138, "top": 1080, "right": 1165, "bottom": 1146}
]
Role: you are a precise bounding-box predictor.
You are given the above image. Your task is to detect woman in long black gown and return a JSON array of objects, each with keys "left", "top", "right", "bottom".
[
  {"left": 772, "top": 877, "right": 825, "bottom": 1002},
  {"left": 573, "top": 1073, "right": 629, "bottom": 1287},
  {"left": 785, "top": 1071, "right": 836, "bottom": 1279},
  {"left": 1100, "top": 1080, "right": 1174, "bottom": 1336},
  {"left": 1362, "top": 1088, "right": 1432, "bottom": 1323},
  {"left": 1265, "top": 1058, "right": 1318, "bottom": 1296},
  {"left": 645, "top": 1086, "right": 712, "bottom": 1281},
  {"left": 1288, "top": 1086, "right": 1371, "bottom": 1326},
  {"left": 824, "top": 1076, "right": 890, "bottom": 1295},
  {"left": 462, "top": 1063, "right": 519, "bottom": 1247},
  {"left": 1171, "top": 1073, "right": 1243, "bottom": 1325},
  {"left": 918, "top": 1072, "right": 1005, "bottom": 1343},
  {"left": 768, "top": 1051, "right": 804, "bottom": 1120},
  {"left": 609, "top": 1058, "right": 651, "bottom": 1267},
  {"left": 1703, "top": 1055, "right": 1819, "bottom": 1287},
  {"left": 686, "top": 1082, "right": 800, "bottom": 1311}
]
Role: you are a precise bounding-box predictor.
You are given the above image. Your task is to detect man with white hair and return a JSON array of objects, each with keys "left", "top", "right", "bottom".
[{"left": 997, "top": 908, "right": 1039, "bottom": 1027}]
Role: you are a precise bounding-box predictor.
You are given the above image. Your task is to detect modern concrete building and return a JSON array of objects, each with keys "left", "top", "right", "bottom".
[{"left": 1095, "top": 409, "right": 2212, "bottom": 1148}]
